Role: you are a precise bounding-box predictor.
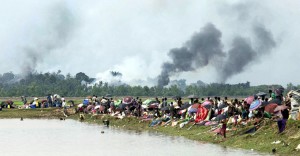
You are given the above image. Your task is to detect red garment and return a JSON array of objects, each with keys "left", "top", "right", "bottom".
[
  {"left": 195, "top": 106, "right": 209, "bottom": 123},
  {"left": 218, "top": 110, "right": 222, "bottom": 115}
]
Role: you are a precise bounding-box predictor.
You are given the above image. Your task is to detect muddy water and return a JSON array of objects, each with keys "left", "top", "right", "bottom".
[{"left": 0, "top": 119, "right": 267, "bottom": 156}]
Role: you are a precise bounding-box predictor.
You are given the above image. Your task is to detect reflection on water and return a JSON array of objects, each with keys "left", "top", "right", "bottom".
[{"left": 0, "top": 119, "right": 267, "bottom": 156}]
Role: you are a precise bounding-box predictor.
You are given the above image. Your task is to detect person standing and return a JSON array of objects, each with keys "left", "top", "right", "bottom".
[
  {"left": 162, "top": 97, "right": 168, "bottom": 108},
  {"left": 21, "top": 96, "right": 27, "bottom": 105},
  {"left": 110, "top": 98, "right": 115, "bottom": 114},
  {"left": 62, "top": 99, "right": 66, "bottom": 108},
  {"left": 278, "top": 109, "right": 289, "bottom": 133},
  {"left": 47, "top": 94, "right": 52, "bottom": 107},
  {"left": 177, "top": 98, "right": 183, "bottom": 108},
  {"left": 137, "top": 99, "right": 142, "bottom": 117}
]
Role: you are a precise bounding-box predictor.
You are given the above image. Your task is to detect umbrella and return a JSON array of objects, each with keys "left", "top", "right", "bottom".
[
  {"left": 249, "top": 100, "right": 262, "bottom": 111},
  {"left": 142, "top": 99, "right": 156, "bottom": 105},
  {"left": 187, "top": 94, "right": 198, "bottom": 99},
  {"left": 181, "top": 103, "right": 191, "bottom": 109},
  {"left": 188, "top": 106, "right": 197, "bottom": 114},
  {"left": 114, "top": 99, "right": 122, "bottom": 107},
  {"left": 122, "top": 96, "right": 133, "bottom": 105},
  {"left": 274, "top": 105, "right": 288, "bottom": 112},
  {"left": 214, "top": 114, "right": 227, "bottom": 121},
  {"left": 54, "top": 94, "right": 61, "bottom": 99},
  {"left": 256, "top": 92, "right": 267, "bottom": 96},
  {"left": 218, "top": 103, "right": 227, "bottom": 109},
  {"left": 195, "top": 106, "right": 209, "bottom": 123},
  {"left": 161, "top": 107, "right": 170, "bottom": 111},
  {"left": 148, "top": 103, "right": 159, "bottom": 109},
  {"left": 203, "top": 104, "right": 212, "bottom": 110},
  {"left": 260, "top": 101, "right": 269, "bottom": 107},
  {"left": 269, "top": 98, "right": 282, "bottom": 105},
  {"left": 244, "top": 96, "right": 255, "bottom": 104},
  {"left": 202, "top": 100, "right": 212, "bottom": 106},
  {"left": 264, "top": 103, "right": 278, "bottom": 114},
  {"left": 83, "top": 99, "right": 89, "bottom": 105},
  {"left": 191, "top": 103, "right": 201, "bottom": 108},
  {"left": 105, "top": 94, "right": 112, "bottom": 98},
  {"left": 118, "top": 103, "right": 126, "bottom": 110}
]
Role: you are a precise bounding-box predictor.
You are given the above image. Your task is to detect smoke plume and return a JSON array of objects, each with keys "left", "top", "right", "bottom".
[
  {"left": 219, "top": 37, "right": 256, "bottom": 82},
  {"left": 157, "top": 23, "right": 225, "bottom": 86},
  {"left": 22, "top": 2, "right": 76, "bottom": 75},
  {"left": 219, "top": 25, "right": 276, "bottom": 82},
  {"left": 158, "top": 23, "right": 276, "bottom": 86}
]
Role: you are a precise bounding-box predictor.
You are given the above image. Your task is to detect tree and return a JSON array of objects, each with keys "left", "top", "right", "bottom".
[
  {"left": 0, "top": 72, "right": 15, "bottom": 83},
  {"left": 286, "top": 83, "right": 294, "bottom": 92},
  {"left": 75, "top": 72, "right": 90, "bottom": 82}
]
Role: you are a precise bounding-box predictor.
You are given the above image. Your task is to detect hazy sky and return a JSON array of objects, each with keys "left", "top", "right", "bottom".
[{"left": 0, "top": 0, "right": 299, "bottom": 86}]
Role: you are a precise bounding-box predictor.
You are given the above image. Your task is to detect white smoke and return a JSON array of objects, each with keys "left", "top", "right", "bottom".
[{"left": 95, "top": 53, "right": 163, "bottom": 86}]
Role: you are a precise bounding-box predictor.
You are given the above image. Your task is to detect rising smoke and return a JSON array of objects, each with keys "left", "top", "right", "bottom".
[
  {"left": 219, "top": 25, "right": 276, "bottom": 82},
  {"left": 157, "top": 23, "right": 276, "bottom": 86},
  {"left": 157, "top": 23, "right": 225, "bottom": 86},
  {"left": 22, "top": 2, "right": 76, "bottom": 75},
  {"left": 219, "top": 37, "right": 257, "bottom": 82}
]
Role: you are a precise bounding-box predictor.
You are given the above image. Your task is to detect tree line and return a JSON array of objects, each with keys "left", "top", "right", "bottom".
[{"left": 0, "top": 71, "right": 299, "bottom": 97}]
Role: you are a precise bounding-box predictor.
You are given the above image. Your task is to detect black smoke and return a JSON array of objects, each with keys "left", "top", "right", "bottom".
[
  {"left": 22, "top": 2, "right": 76, "bottom": 75},
  {"left": 157, "top": 23, "right": 225, "bottom": 86},
  {"left": 157, "top": 23, "right": 276, "bottom": 86},
  {"left": 219, "top": 25, "right": 276, "bottom": 82},
  {"left": 219, "top": 37, "right": 256, "bottom": 82}
]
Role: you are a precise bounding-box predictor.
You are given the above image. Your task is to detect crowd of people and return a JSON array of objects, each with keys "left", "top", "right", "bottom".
[
  {"left": 1, "top": 87, "right": 299, "bottom": 136},
  {"left": 73, "top": 88, "right": 300, "bottom": 137},
  {"left": 0, "top": 94, "right": 73, "bottom": 110},
  {"left": 77, "top": 95, "right": 143, "bottom": 116}
]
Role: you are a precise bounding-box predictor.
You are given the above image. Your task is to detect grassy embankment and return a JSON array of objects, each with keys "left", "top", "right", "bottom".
[
  {"left": 1, "top": 108, "right": 300, "bottom": 155},
  {"left": 0, "top": 108, "right": 66, "bottom": 118}
]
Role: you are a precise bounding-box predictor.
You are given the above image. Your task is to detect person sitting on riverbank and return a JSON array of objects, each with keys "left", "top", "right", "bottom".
[{"left": 30, "top": 98, "right": 39, "bottom": 109}]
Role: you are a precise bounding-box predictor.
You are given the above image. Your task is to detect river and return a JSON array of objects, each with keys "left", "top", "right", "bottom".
[{"left": 0, "top": 119, "right": 268, "bottom": 156}]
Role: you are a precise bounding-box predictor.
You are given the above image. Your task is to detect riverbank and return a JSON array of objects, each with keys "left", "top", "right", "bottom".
[
  {"left": 0, "top": 108, "right": 67, "bottom": 118},
  {"left": 1, "top": 108, "right": 300, "bottom": 155}
]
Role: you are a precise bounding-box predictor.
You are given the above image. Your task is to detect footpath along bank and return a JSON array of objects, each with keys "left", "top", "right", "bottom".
[{"left": 1, "top": 108, "right": 300, "bottom": 155}]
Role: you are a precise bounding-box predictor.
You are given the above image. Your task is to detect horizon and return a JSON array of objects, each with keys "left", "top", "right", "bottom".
[{"left": 0, "top": 70, "right": 295, "bottom": 88}]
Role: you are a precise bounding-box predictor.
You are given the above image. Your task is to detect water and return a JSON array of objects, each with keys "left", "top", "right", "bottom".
[{"left": 0, "top": 119, "right": 267, "bottom": 156}]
